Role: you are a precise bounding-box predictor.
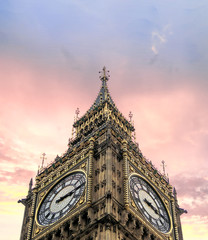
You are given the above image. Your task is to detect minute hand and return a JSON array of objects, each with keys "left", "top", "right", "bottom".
[{"left": 56, "top": 182, "right": 85, "bottom": 203}]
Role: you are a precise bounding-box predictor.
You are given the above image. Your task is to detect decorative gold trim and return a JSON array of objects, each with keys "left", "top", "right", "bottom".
[
  {"left": 34, "top": 203, "right": 88, "bottom": 240},
  {"left": 170, "top": 197, "right": 180, "bottom": 240},
  {"left": 128, "top": 172, "right": 173, "bottom": 236},
  {"left": 128, "top": 156, "right": 171, "bottom": 199},
  {"left": 127, "top": 206, "right": 167, "bottom": 240},
  {"left": 34, "top": 169, "right": 87, "bottom": 229},
  {"left": 87, "top": 137, "right": 94, "bottom": 204},
  {"left": 27, "top": 191, "right": 37, "bottom": 240}
]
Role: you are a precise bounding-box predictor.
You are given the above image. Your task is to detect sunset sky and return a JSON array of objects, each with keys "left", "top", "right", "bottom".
[{"left": 0, "top": 1, "right": 208, "bottom": 239}]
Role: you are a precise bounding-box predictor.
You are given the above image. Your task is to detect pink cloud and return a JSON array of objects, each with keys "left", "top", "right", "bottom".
[
  {"left": 172, "top": 172, "right": 208, "bottom": 217},
  {"left": 116, "top": 86, "right": 208, "bottom": 175},
  {"left": 0, "top": 168, "right": 35, "bottom": 185}
]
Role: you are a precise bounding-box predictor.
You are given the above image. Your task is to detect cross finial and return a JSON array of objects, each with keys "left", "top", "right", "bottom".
[
  {"left": 40, "top": 153, "right": 47, "bottom": 168},
  {"left": 161, "top": 160, "right": 167, "bottom": 175},
  {"left": 99, "top": 66, "right": 110, "bottom": 82},
  {"left": 75, "top": 107, "right": 80, "bottom": 120},
  {"left": 129, "top": 111, "right": 133, "bottom": 123}
]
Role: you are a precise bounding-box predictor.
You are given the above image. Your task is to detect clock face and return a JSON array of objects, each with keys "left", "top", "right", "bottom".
[
  {"left": 129, "top": 175, "right": 170, "bottom": 233},
  {"left": 37, "top": 172, "right": 86, "bottom": 226}
]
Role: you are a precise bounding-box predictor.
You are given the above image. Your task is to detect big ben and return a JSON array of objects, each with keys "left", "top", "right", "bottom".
[{"left": 19, "top": 67, "right": 186, "bottom": 240}]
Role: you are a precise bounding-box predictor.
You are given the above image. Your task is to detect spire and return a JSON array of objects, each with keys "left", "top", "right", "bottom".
[
  {"left": 28, "top": 178, "right": 33, "bottom": 193},
  {"left": 72, "top": 67, "right": 135, "bottom": 140},
  {"left": 89, "top": 67, "right": 116, "bottom": 111},
  {"left": 99, "top": 66, "right": 109, "bottom": 82},
  {"left": 173, "top": 187, "right": 177, "bottom": 198}
]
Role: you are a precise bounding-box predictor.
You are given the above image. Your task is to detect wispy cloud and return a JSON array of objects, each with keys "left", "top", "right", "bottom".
[
  {"left": 172, "top": 171, "right": 208, "bottom": 219},
  {"left": 151, "top": 24, "right": 172, "bottom": 55},
  {"left": 0, "top": 168, "right": 34, "bottom": 184}
]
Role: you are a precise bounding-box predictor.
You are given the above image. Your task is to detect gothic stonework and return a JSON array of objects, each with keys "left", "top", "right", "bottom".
[{"left": 19, "top": 67, "right": 186, "bottom": 240}]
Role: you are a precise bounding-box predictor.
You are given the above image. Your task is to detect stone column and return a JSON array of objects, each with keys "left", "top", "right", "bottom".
[
  {"left": 87, "top": 137, "right": 95, "bottom": 204},
  {"left": 26, "top": 190, "right": 37, "bottom": 240},
  {"left": 122, "top": 140, "right": 129, "bottom": 207}
]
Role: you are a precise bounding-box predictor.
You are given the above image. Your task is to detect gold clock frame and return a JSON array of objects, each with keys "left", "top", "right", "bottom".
[
  {"left": 128, "top": 173, "right": 173, "bottom": 236},
  {"left": 35, "top": 169, "right": 87, "bottom": 228}
]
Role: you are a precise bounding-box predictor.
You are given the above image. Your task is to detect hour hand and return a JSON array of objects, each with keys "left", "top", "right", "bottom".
[
  {"left": 56, "top": 183, "right": 85, "bottom": 203},
  {"left": 56, "top": 190, "right": 73, "bottom": 203},
  {"left": 144, "top": 198, "right": 159, "bottom": 215},
  {"left": 144, "top": 198, "right": 151, "bottom": 206}
]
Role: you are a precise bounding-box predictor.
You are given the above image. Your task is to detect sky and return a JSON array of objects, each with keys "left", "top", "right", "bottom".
[{"left": 0, "top": 0, "right": 208, "bottom": 239}]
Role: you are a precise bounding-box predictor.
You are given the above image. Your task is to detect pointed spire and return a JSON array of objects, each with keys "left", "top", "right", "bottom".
[
  {"left": 89, "top": 67, "right": 116, "bottom": 111},
  {"left": 28, "top": 178, "right": 33, "bottom": 193},
  {"left": 173, "top": 187, "right": 177, "bottom": 198}
]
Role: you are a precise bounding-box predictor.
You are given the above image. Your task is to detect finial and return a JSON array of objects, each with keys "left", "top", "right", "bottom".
[
  {"left": 71, "top": 108, "right": 80, "bottom": 139},
  {"left": 129, "top": 111, "right": 133, "bottom": 123},
  {"left": 75, "top": 107, "right": 80, "bottom": 121},
  {"left": 161, "top": 160, "right": 167, "bottom": 176},
  {"left": 99, "top": 66, "right": 110, "bottom": 82},
  {"left": 55, "top": 155, "right": 61, "bottom": 162},
  {"left": 129, "top": 111, "right": 136, "bottom": 142},
  {"left": 71, "top": 119, "right": 75, "bottom": 139},
  {"left": 40, "top": 153, "right": 47, "bottom": 168}
]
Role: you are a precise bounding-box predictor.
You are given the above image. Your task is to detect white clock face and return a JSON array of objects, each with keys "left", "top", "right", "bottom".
[
  {"left": 37, "top": 172, "right": 86, "bottom": 226},
  {"left": 129, "top": 175, "right": 170, "bottom": 233}
]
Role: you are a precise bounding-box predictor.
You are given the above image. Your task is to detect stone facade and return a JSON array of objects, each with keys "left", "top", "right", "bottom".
[{"left": 19, "top": 68, "right": 185, "bottom": 240}]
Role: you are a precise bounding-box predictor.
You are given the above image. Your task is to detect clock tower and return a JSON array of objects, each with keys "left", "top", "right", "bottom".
[{"left": 19, "top": 67, "right": 186, "bottom": 240}]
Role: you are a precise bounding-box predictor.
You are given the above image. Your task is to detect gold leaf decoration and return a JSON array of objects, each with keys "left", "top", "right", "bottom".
[
  {"left": 81, "top": 163, "right": 86, "bottom": 169},
  {"left": 130, "top": 166, "right": 134, "bottom": 173},
  {"left": 131, "top": 200, "right": 136, "bottom": 209},
  {"left": 35, "top": 227, "right": 40, "bottom": 234},
  {"left": 39, "top": 191, "right": 46, "bottom": 202}
]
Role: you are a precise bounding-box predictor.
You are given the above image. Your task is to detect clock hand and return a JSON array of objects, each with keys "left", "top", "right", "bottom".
[
  {"left": 144, "top": 198, "right": 159, "bottom": 215},
  {"left": 56, "top": 182, "right": 85, "bottom": 203},
  {"left": 56, "top": 184, "right": 83, "bottom": 203},
  {"left": 144, "top": 199, "right": 169, "bottom": 222},
  {"left": 144, "top": 198, "right": 151, "bottom": 206},
  {"left": 159, "top": 212, "right": 169, "bottom": 223}
]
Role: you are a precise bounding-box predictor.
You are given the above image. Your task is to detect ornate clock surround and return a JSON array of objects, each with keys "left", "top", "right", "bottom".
[
  {"left": 32, "top": 152, "right": 93, "bottom": 239},
  {"left": 36, "top": 170, "right": 87, "bottom": 227},
  {"left": 129, "top": 172, "right": 173, "bottom": 235}
]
